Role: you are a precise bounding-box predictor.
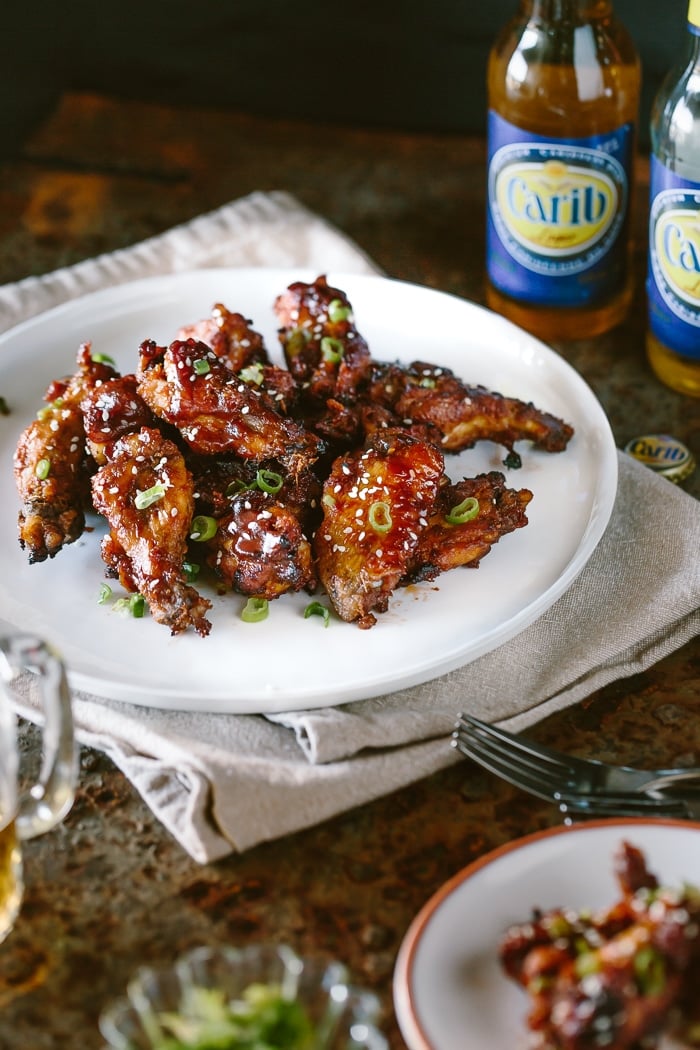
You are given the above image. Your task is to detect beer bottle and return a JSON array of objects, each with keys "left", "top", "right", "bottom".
[
  {"left": 646, "top": 0, "right": 700, "bottom": 397},
  {"left": 485, "top": 1, "right": 641, "bottom": 342}
]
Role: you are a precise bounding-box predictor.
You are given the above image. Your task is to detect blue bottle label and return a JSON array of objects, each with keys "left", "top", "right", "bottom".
[
  {"left": 486, "top": 112, "right": 634, "bottom": 306},
  {"left": 647, "top": 155, "right": 700, "bottom": 360}
]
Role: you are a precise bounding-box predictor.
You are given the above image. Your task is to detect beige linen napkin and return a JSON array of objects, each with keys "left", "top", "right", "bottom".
[{"left": 3, "top": 192, "right": 699, "bottom": 864}]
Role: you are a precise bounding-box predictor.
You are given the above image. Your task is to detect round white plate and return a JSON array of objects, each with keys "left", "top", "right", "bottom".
[
  {"left": 0, "top": 268, "right": 617, "bottom": 712},
  {"left": 394, "top": 819, "right": 700, "bottom": 1050}
]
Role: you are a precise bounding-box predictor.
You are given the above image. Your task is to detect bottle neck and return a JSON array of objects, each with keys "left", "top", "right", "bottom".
[{"left": 522, "top": 0, "right": 613, "bottom": 18}]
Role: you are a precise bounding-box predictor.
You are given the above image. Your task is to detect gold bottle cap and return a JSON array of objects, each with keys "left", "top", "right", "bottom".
[{"left": 624, "top": 434, "right": 696, "bottom": 484}]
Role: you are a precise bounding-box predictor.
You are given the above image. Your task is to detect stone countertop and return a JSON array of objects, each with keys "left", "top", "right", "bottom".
[{"left": 0, "top": 93, "right": 698, "bottom": 1049}]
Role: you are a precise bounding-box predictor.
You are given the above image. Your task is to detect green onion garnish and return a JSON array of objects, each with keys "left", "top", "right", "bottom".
[
  {"left": 183, "top": 561, "right": 200, "bottom": 582},
  {"left": 135, "top": 482, "right": 167, "bottom": 510},
  {"left": 574, "top": 951, "right": 601, "bottom": 978},
  {"left": 35, "top": 458, "right": 51, "bottom": 480},
  {"left": 255, "top": 468, "right": 283, "bottom": 494},
  {"left": 304, "top": 601, "right": 330, "bottom": 627},
  {"left": 320, "top": 336, "right": 345, "bottom": 363},
  {"left": 328, "top": 298, "right": 351, "bottom": 323},
  {"left": 445, "top": 496, "right": 479, "bottom": 525},
  {"left": 368, "top": 500, "right": 392, "bottom": 533},
  {"left": 285, "top": 328, "right": 310, "bottom": 357},
  {"left": 91, "top": 352, "right": 116, "bottom": 365},
  {"left": 193, "top": 358, "right": 211, "bottom": 376},
  {"left": 97, "top": 583, "right": 112, "bottom": 605},
  {"left": 0, "top": 396, "right": 9, "bottom": 416},
  {"left": 241, "top": 597, "right": 269, "bottom": 623},
  {"left": 129, "top": 594, "right": 146, "bottom": 618},
  {"left": 190, "top": 515, "right": 217, "bottom": 541},
  {"left": 633, "top": 945, "right": 667, "bottom": 997},
  {"left": 239, "top": 362, "right": 264, "bottom": 385}
]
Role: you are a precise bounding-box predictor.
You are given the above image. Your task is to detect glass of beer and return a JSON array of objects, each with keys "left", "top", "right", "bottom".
[{"left": 0, "top": 634, "right": 76, "bottom": 944}]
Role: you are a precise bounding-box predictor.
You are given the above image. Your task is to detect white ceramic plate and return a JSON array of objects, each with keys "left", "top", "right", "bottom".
[
  {"left": 0, "top": 268, "right": 617, "bottom": 712},
  {"left": 394, "top": 819, "right": 700, "bottom": 1050}
]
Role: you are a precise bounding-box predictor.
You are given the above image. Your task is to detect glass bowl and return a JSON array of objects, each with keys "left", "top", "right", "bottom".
[{"left": 99, "top": 943, "right": 388, "bottom": 1049}]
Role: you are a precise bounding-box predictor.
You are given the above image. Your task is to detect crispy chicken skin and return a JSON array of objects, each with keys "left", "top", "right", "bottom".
[
  {"left": 367, "top": 360, "right": 574, "bottom": 466},
  {"left": 314, "top": 429, "right": 445, "bottom": 628},
  {"left": 177, "top": 304, "right": 269, "bottom": 374},
  {"left": 91, "top": 426, "right": 212, "bottom": 636},
  {"left": 404, "top": 471, "right": 532, "bottom": 583},
  {"left": 137, "top": 337, "right": 324, "bottom": 474},
  {"left": 500, "top": 841, "right": 700, "bottom": 1050},
  {"left": 14, "top": 342, "right": 117, "bottom": 562}
]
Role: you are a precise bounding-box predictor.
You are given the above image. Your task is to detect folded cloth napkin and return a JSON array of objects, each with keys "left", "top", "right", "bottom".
[{"left": 4, "top": 192, "right": 699, "bottom": 863}]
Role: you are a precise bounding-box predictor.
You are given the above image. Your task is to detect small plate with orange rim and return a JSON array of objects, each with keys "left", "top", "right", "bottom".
[{"left": 393, "top": 819, "right": 700, "bottom": 1050}]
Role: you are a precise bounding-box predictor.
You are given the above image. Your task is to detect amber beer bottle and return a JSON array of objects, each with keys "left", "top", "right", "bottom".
[
  {"left": 485, "top": 0, "right": 641, "bottom": 342},
  {"left": 646, "top": 0, "right": 700, "bottom": 397}
]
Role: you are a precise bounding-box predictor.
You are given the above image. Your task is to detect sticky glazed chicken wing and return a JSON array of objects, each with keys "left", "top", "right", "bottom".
[
  {"left": 91, "top": 426, "right": 212, "bottom": 636},
  {"left": 81, "top": 373, "right": 156, "bottom": 465},
  {"left": 14, "top": 342, "right": 117, "bottom": 562},
  {"left": 137, "top": 337, "right": 324, "bottom": 475},
  {"left": 314, "top": 429, "right": 445, "bottom": 628},
  {"left": 404, "top": 470, "right": 533, "bottom": 583},
  {"left": 176, "top": 304, "right": 269, "bottom": 374},
  {"left": 499, "top": 841, "right": 700, "bottom": 1050},
  {"left": 367, "top": 360, "right": 574, "bottom": 467}
]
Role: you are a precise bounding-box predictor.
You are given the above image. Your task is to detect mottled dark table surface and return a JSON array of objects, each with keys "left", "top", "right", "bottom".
[{"left": 0, "top": 94, "right": 698, "bottom": 1049}]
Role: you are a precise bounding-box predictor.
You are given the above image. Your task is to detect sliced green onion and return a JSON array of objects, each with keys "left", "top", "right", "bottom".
[
  {"left": 320, "top": 336, "right": 344, "bottom": 363},
  {"left": 322, "top": 493, "right": 336, "bottom": 510},
  {"left": 183, "top": 561, "right": 200, "bottom": 582},
  {"left": 129, "top": 594, "right": 146, "bottom": 618},
  {"left": 37, "top": 396, "right": 64, "bottom": 420},
  {"left": 239, "top": 362, "right": 264, "bottom": 385},
  {"left": 97, "top": 583, "right": 112, "bottom": 605},
  {"left": 445, "top": 496, "right": 479, "bottom": 525},
  {"left": 91, "top": 352, "right": 116, "bottom": 365},
  {"left": 190, "top": 515, "right": 217, "bottom": 541},
  {"left": 633, "top": 945, "right": 667, "bottom": 997},
  {"left": 226, "top": 478, "right": 250, "bottom": 497},
  {"left": 241, "top": 597, "right": 269, "bottom": 623},
  {"left": 193, "top": 358, "right": 211, "bottom": 376},
  {"left": 304, "top": 601, "right": 330, "bottom": 627},
  {"left": 328, "top": 298, "right": 351, "bottom": 323},
  {"left": 255, "top": 468, "right": 283, "bottom": 494},
  {"left": 35, "top": 458, "right": 51, "bottom": 480},
  {"left": 189, "top": 514, "right": 217, "bottom": 541},
  {"left": 368, "top": 500, "right": 392, "bottom": 533},
  {"left": 0, "top": 396, "right": 10, "bottom": 416},
  {"left": 286, "top": 327, "right": 310, "bottom": 356},
  {"left": 135, "top": 482, "right": 167, "bottom": 510},
  {"left": 419, "top": 377, "right": 437, "bottom": 388},
  {"left": 574, "top": 951, "right": 601, "bottom": 978}
]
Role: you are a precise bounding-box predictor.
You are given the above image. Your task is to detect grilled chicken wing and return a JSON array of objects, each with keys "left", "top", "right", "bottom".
[
  {"left": 367, "top": 360, "right": 574, "bottom": 466},
  {"left": 202, "top": 488, "right": 317, "bottom": 600},
  {"left": 91, "top": 426, "right": 212, "bottom": 636},
  {"left": 404, "top": 471, "right": 532, "bottom": 583},
  {"left": 315, "top": 429, "right": 444, "bottom": 628},
  {"left": 137, "top": 337, "right": 324, "bottom": 474},
  {"left": 14, "top": 342, "right": 116, "bottom": 562},
  {"left": 500, "top": 841, "right": 700, "bottom": 1050},
  {"left": 177, "top": 304, "right": 269, "bottom": 374},
  {"left": 274, "top": 274, "right": 373, "bottom": 407}
]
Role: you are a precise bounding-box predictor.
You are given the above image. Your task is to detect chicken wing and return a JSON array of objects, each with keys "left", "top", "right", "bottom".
[
  {"left": 91, "top": 426, "right": 212, "bottom": 636},
  {"left": 367, "top": 360, "right": 574, "bottom": 466},
  {"left": 314, "top": 428, "right": 444, "bottom": 628},
  {"left": 14, "top": 342, "right": 116, "bottom": 562},
  {"left": 500, "top": 841, "right": 700, "bottom": 1050},
  {"left": 81, "top": 373, "right": 156, "bottom": 464},
  {"left": 404, "top": 471, "right": 532, "bottom": 583},
  {"left": 177, "top": 303, "right": 269, "bottom": 374},
  {"left": 137, "top": 337, "right": 324, "bottom": 475}
]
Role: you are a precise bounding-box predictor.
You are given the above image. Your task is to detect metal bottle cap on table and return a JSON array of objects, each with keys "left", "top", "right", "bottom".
[{"left": 624, "top": 434, "right": 696, "bottom": 485}]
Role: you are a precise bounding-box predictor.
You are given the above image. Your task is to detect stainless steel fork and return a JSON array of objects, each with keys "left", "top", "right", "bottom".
[{"left": 451, "top": 712, "right": 700, "bottom": 807}]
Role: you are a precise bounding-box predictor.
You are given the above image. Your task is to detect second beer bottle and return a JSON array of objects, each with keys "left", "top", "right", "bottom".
[{"left": 485, "top": 1, "right": 641, "bottom": 342}]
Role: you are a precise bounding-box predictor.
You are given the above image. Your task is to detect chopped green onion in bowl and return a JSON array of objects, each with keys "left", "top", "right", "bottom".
[{"left": 99, "top": 944, "right": 388, "bottom": 1050}]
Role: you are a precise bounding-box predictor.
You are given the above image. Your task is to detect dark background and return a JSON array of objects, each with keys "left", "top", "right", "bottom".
[{"left": 2, "top": 1, "right": 688, "bottom": 154}]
